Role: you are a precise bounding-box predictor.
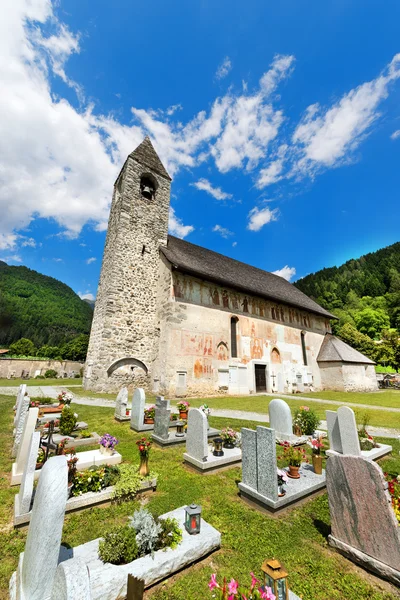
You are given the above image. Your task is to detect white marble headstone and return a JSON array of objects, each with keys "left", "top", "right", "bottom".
[
  {"left": 269, "top": 399, "right": 293, "bottom": 437},
  {"left": 114, "top": 387, "right": 128, "bottom": 418},
  {"left": 186, "top": 408, "right": 208, "bottom": 462},
  {"left": 50, "top": 558, "right": 91, "bottom": 600},
  {"left": 337, "top": 406, "right": 361, "bottom": 456},
  {"left": 130, "top": 388, "right": 146, "bottom": 430},
  {"left": 12, "top": 394, "right": 31, "bottom": 457},
  {"left": 19, "top": 432, "right": 41, "bottom": 515},
  {"left": 14, "top": 408, "right": 39, "bottom": 478},
  {"left": 14, "top": 384, "right": 27, "bottom": 425}
]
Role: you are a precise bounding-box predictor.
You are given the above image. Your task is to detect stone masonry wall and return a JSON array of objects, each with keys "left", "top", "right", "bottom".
[
  {"left": 84, "top": 151, "right": 171, "bottom": 392},
  {"left": 0, "top": 359, "right": 83, "bottom": 379}
]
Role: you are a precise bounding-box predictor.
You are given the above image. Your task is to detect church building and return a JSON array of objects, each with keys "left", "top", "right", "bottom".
[{"left": 84, "top": 138, "right": 377, "bottom": 395}]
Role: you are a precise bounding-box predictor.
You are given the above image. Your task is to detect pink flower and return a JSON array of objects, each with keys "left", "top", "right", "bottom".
[
  {"left": 208, "top": 574, "right": 219, "bottom": 591},
  {"left": 227, "top": 579, "right": 239, "bottom": 595},
  {"left": 250, "top": 572, "right": 259, "bottom": 590},
  {"left": 259, "top": 586, "right": 276, "bottom": 600}
]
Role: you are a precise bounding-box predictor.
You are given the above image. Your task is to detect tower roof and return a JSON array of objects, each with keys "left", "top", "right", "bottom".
[
  {"left": 129, "top": 137, "right": 171, "bottom": 180},
  {"left": 317, "top": 333, "right": 375, "bottom": 364}
]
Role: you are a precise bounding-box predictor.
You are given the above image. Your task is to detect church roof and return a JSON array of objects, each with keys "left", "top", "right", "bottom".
[
  {"left": 161, "top": 235, "right": 336, "bottom": 319},
  {"left": 317, "top": 333, "right": 375, "bottom": 364},
  {"left": 129, "top": 137, "right": 171, "bottom": 180}
]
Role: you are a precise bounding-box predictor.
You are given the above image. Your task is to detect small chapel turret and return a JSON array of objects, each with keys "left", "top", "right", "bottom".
[{"left": 84, "top": 137, "right": 172, "bottom": 392}]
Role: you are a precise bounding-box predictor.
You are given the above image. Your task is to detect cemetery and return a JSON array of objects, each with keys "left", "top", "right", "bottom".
[{"left": 1, "top": 384, "right": 400, "bottom": 600}]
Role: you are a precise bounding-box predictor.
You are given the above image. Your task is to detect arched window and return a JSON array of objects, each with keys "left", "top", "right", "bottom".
[
  {"left": 140, "top": 173, "right": 158, "bottom": 200},
  {"left": 301, "top": 331, "right": 307, "bottom": 366},
  {"left": 230, "top": 317, "right": 239, "bottom": 358}
]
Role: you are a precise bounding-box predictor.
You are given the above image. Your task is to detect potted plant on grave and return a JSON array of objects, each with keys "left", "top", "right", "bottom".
[
  {"left": 358, "top": 413, "right": 379, "bottom": 451},
  {"left": 208, "top": 572, "right": 276, "bottom": 599},
  {"left": 277, "top": 468, "right": 289, "bottom": 497},
  {"left": 99, "top": 433, "right": 119, "bottom": 456},
  {"left": 67, "top": 448, "right": 78, "bottom": 496},
  {"left": 57, "top": 390, "right": 73, "bottom": 406},
  {"left": 282, "top": 443, "right": 307, "bottom": 479},
  {"left": 220, "top": 427, "right": 239, "bottom": 449},
  {"left": 136, "top": 436, "right": 152, "bottom": 477},
  {"left": 177, "top": 400, "right": 190, "bottom": 420},
  {"left": 36, "top": 448, "right": 45, "bottom": 470},
  {"left": 292, "top": 406, "right": 320, "bottom": 436},
  {"left": 143, "top": 405, "right": 156, "bottom": 424},
  {"left": 308, "top": 436, "right": 323, "bottom": 474}
]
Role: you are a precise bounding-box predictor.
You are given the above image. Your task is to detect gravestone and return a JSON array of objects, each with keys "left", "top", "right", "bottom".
[
  {"left": 130, "top": 388, "right": 146, "bottom": 431},
  {"left": 153, "top": 402, "right": 171, "bottom": 441},
  {"left": 186, "top": 408, "right": 208, "bottom": 462},
  {"left": 326, "top": 410, "right": 343, "bottom": 453},
  {"left": 11, "top": 455, "right": 68, "bottom": 600},
  {"left": 240, "top": 426, "right": 278, "bottom": 501},
  {"left": 241, "top": 428, "right": 257, "bottom": 489},
  {"left": 114, "top": 387, "right": 128, "bottom": 419},
  {"left": 14, "top": 384, "right": 27, "bottom": 425},
  {"left": 269, "top": 399, "right": 293, "bottom": 438},
  {"left": 326, "top": 454, "right": 400, "bottom": 585},
  {"left": 12, "top": 395, "right": 31, "bottom": 457},
  {"left": 19, "top": 432, "right": 41, "bottom": 514},
  {"left": 155, "top": 395, "right": 169, "bottom": 409},
  {"left": 14, "top": 407, "right": 39, "bottom": 478},
  {"left": 50, "top": 558, "right": 91, "bottom": 600},
  {"left": 337, "top": 406, "right": 360, "bottom": 455}
]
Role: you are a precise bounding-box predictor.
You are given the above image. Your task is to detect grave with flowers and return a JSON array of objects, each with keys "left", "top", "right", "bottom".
[
  {"left": 14, "top": 433, "right": 157, "bottom": 527},
  {"left": 207, "top": 568, "right": 303, "bottom": 600},
  {"left": 238, "top": 425, "right": 326, "bottom": 514},
  {"left": 152, "top": 400, "right": 219, "bottom": 448}
]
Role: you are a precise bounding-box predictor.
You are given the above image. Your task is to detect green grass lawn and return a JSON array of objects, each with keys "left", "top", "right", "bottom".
[
  {"left": 0, "top": 395, "right": 399, "bottom": 600},
  {"left": 0, "top": 378, "right": 81, "bottom": 388},
  {"left": 300, "top": 390, "right": 400, "bottom": 409}
]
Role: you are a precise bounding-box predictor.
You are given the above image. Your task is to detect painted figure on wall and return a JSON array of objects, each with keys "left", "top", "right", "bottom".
[
  {"left": 231, "top": 293, "right": 239, "bottom": 310},
  {"left": 173, "top": 279, "right": 183, "bottom": 299},
  {"left": 217, "top": 341, "right": 228, "bottom": 360},
  {"left": 203, "top": 335, "right": 214, "bottom": 357},
  {"left": 251, "top": 338, "right": 263, "bottom": 359},
  {"left": 242, "top": 297, "right": 249, "bottom": 313},
  {"left": 222, "top": 290, "right": 229, "bottom": 308},
  {"left": 182, "top": 332, "right": 203, "bottom": 355},
  {"left": 271, "top": 347, "right": 282, "bottom": 364},
  {"left": 194, "top": 359, "right": 203, "bottom": 378}
]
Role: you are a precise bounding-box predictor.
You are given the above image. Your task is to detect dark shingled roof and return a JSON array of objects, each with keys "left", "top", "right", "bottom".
[
  {"left": 317, "top": 333, "right": 375, "bottom": 364},
  {"left": 161, "top": 235, "right": 336, "bottom": 319},
  {"left": 129, "top": 137, "right": 171, "bottom": 180}
]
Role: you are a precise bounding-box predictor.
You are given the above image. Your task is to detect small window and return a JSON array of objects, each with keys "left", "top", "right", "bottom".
[
  {"left": 140, "top": 174, "right": 157, "bottom": 200},
  {"left": 301, "top": 331, "right": 307, "bottom": 366},
  {"left": 231, "top": 317, "right": 239, "bottom": 358}
]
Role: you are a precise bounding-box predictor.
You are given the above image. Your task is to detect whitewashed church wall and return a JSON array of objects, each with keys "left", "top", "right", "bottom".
[
  {"left": 319, "top": 362, "right": 345, "bottom": 391},
  {"left": 342, "top": 363, "right": 378, "bottom": 392}
]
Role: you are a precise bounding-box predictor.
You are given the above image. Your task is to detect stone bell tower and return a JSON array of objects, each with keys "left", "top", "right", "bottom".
[{"left": 84, "top": 137, "right": 172, "bottom": 392}]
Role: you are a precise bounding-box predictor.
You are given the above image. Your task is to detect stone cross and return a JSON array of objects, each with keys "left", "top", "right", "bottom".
[
  {"left": 114, "top": 387, "right": 128, "bottom": 419},
  {"left": 268, "top": 399, "right": 293, "bottom": 438},
  {"left": 241, "top": 426, "right": 278, "bottom": 502},
  {"left": 16, "top": 455, "right": 68, "bottom": 600},
  {"left": 326, "top": 454, "right": 400, "bottom": 585},
  {"left": 12, "top": 394, "right": 31, "bottom": 458},
  {"left": 186, "top": 408, "right": 208, "bottom": 462},
  {"left": 326, "top": 406, "right": 360, "bottom": 456},
  {"left": 14, "top": 407, "right": 39, "bottom": 478},
  {"left": 154, "top": 402, "right": 171, "bottom": 440},
  {"left": 19, "top": 432, "right": 41, "bottom": 515},
  {"left": 155, "top": 395, "right": 169, "bottom": 409},
  {"left": 50, "top": 558, "right": 91, "bottom": 600},
  {"left": 130, "top": 388, "right": 146, "bottom": 430},
  {"left": 14, "top": 384, "right": 27, "bottom": 425}
]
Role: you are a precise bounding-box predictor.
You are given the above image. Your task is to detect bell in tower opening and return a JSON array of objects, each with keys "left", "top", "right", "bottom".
[{"left": 140, "top": 174, "right": 157, "bottom": 200}]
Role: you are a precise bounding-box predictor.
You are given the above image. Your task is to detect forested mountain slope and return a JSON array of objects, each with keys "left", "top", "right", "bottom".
[{"left": 0, "top": 262, "right": 93, "bottom": 347}]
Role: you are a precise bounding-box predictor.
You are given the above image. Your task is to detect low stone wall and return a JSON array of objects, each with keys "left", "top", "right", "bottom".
[{"left": 0, "top": 358, "right": 84, "bottom": 379}]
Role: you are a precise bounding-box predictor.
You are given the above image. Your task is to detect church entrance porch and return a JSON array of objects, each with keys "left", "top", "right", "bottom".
[{"left": 254, "top": 364, "right": 267, "bottom": 392}]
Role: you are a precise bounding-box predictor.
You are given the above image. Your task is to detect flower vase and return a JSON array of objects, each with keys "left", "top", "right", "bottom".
[
  {"left": 312, "top": 454, "right": 323, "bottom": 475},
  {"left": 179, "top": 410, "right": 188, "bottom": 420},
  {"left": 223, "top": 441, "right": 235, "bottom": 449},
  {"left": 144, "top": 417, "right": 154, "bottom": 424},
  {"left": 287, "top": 465, "right": 300, "bottom": 479},
  {"left": 139, "top": 456, "right": 149, "bottom": 477},
  {"left": 100, "top": 445, "right": 114, "bottom": 456},
  {"left": 278, "top": 484, "right": 286, "bottom": 497},
  {"left": 293, "top": 425, "right": 302, "bottom": 436}
]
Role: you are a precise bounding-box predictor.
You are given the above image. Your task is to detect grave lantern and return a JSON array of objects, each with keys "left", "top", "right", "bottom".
[
  {"left": 261, "top": 559, "right": 289, "bottom": 600},
  {"left": 212, "top": 437, "right": 224, "bottom": 456},
  {"left": 175, "top": 422, "right": 185, "bottom": 437},
  {"left": 184, "top": 503, "right": 201, "bottom": 535}
]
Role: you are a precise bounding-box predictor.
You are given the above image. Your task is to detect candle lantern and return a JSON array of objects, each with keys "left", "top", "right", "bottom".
[
  {"left": 175, "top": 422, "right": 185, "bottom": 437},
  {"left": 212, "top": 437, "right": 224, "bottom": 457},
  {"left": 261, "top": 559, "right": 289, "bottom": 600},
  {"left": 184, "top": 503, "right": 201, "bottom": 535}
]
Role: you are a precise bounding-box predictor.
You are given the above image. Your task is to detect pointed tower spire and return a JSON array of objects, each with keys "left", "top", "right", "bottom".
[{"left": 129, "top": 136, "right": 171, "bottom": 180}]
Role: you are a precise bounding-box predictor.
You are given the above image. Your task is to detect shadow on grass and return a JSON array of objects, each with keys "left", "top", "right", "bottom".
[{"left": 313, "top": 518, "right": 331, "bottom": 539}]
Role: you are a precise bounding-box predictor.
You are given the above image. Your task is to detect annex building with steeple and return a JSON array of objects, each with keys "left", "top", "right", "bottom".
[{"left": 84, "top": 138, "right": 377, "bottom": 395}]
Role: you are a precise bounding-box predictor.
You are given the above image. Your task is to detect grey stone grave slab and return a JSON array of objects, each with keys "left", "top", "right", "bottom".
[
  {"left": 326, "top": 410, "right": 342, "bottom": 453},
  {"left": 114, "top": 387, "right": 129, "bottom": 421},
  {"left": 14, "top": 384, "right": 27, "bottom": 425},
  {"left": 153, "top": 403, "right": 171, "bottom": 441},
  {"left": 337, "top": 406, "right": 360, "bottom": 455},
  {"left": 12, "top": 395, "right": 31, "bottom": 458},
  {"left": 183, "top": 444, "right": 241, "bottom": 473},
  {"left": 256, "top": 426, "right": 278, "bottom": 501},
  {"left": 241, "top": 428, "right": 258, "bottom": 490},
  {"left": 19, "top": 432, "right": 41, "bottom": 515},
  {"left": 154, "top": 426, "right": 220, "bottom": 448},
  {"left": 326, "top": 454, "right": 400, "bottom": 586},
  {"left": 9, "top": 455, "right": 68, "bottom": 600},
  {"left": 185, "top": 408, "right": 208, "bottom": 462},
  {"left": 12, "top": 408, "right": 39, "bottom": 484}
]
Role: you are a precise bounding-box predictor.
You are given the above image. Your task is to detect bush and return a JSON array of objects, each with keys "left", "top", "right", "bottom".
[
  {"left": 31, "top": 396, "right": 53, "bottom": 405},
  {"left": 130, "top": 509, "right": 161, "bottom": 557},
  {"left": 156, "top": 517, "right": 183, "bottom": 551},
  {"left": 34, "top": 375, "right": 45, "bottom": 379},
  {"left": 59, "top": 405, "right": 77, "bottom": 436},
  {"left": 98, "top": 525, "right": 138, "bottom": 565},
  {"left": 9, "top": 338, "right": 36, "bottom": 357},
  {"left": 44, "top": 369, "right": 58, "bottom": 378},
  {"left": 112, "top": 464, "right": 141, "bottom": 501},
  {"left": 103, "top": 465, "right": 120, "bottom": 487},
  {"left": 80, "top": 430, "right": 92, "bottom": 439},
  {"left": 71, "top": 468, "right": 105, "bottom": 496},
  {"left": 293, "top": 406, "right": 320, "bottom": 435}
]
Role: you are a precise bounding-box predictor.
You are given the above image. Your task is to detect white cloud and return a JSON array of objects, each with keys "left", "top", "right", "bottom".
[
  {"left": 292, "top": 54, "right": 400, "bottom": 173},
  {"left": 168, "top": 207, "right": 194, "bottom": 239},
  {"left": 53, "top": 257, "right": 63, "bottom": 262},
  {"left": 0, "top": 254, "right": 22, "bottom": 263},
  {"left": 216, "top": 57, "right": 232, "bottom": 80},
  {"left": 21, "top": 237, "right": 36, "bottom": 247},
  {"left": 272, "top": 265, "right": 296, "bottom": 281},
  {"left": 259, "top": 54, "right": 295, "bottom": 96},
  {"left": 86, "top": 257, "right": 96, "bottom": 264},
  {"left": 0, "top": 233, "right": 19, "bottom": 250},
  {"left": 390, "top": 129, "right": 400, "bottom": 140},
  {"left": 257, "top": 158, "right": 284, "bottom": 188},
  {"left": 212, "top": 224, "right": 233, "bottom": 238},
  {"left": 78, "top": 291, "right": 95, "bottom": 301},
  {"left": 192, "top": 178, "right": 233, "bottom": 201},
  {"left": 247, "top": 206, "right": 279, "bottom": 231},
  {"left": 232, "top": 241, "right": 237, "bottom": 247}
]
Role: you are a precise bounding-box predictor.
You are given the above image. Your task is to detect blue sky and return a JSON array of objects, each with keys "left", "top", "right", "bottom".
[{"left": 1, "top": 1, "right": 399, "bottom": 301}]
